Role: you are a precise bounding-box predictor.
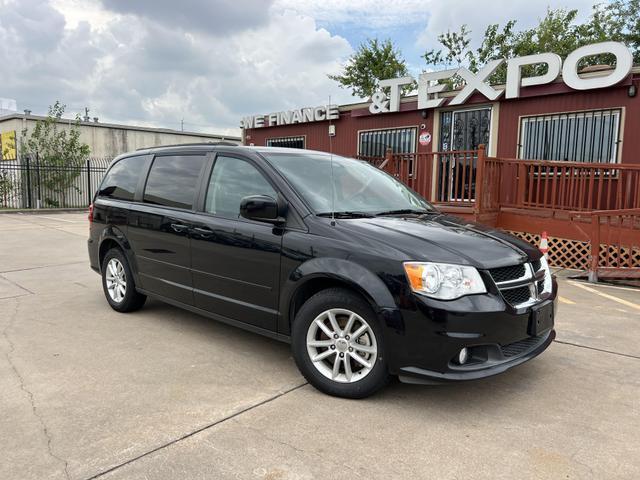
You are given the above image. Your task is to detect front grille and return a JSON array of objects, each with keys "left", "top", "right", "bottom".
[
  {"left": 531, "top": 259, "right": 542, "bottom": 272},
  {"left": 502, "top": 286, "right": 531, "bottom": 306},
  {"left": 501, "top": 335, "right": 544, "bottom": 358},
  {"left": 537, "top": 280, "right": 544, "bottom": 294},
  {"left": 489, "top": 264, "right": 526, "bottom": 283}
]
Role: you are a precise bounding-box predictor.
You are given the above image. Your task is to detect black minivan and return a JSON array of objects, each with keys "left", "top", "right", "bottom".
[{"left": 88, "top": 144, "right": 557, "bottom": 398}]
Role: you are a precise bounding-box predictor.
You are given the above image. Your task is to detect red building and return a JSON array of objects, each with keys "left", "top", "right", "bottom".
[{"left": 243, "top": 60, "right": 640, "bottom": 279}]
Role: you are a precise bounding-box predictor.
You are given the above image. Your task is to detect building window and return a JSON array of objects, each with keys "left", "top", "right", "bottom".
[
  {"left": 519, "top": 109, "right": 621, "bottom": 163},
  {"left": 439, "top": 108, "right": 491, "bottom": 152},
  {"left": 267, "top": 136, "right": 305, "bottom": 149},
  {"left": 358, "top": 127, "right": 417, "bottom": 158}
]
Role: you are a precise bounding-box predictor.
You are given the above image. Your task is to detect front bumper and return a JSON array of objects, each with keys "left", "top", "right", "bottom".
[
  {"left": 398, "top": 329, "right": 555, "bottom": 384},
  {"left": 383, "top": 278, "right": 558, "bottom": 383}
]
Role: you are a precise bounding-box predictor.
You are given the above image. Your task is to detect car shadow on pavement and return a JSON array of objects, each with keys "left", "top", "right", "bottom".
[{"left": 135, "top": 297, "right": 552, "bottom": 408}]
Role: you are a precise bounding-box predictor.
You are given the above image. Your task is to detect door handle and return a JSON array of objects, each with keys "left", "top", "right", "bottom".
[
  {"left": 192, "top": 226, "right": 215, "bottom": 238},
  {"left": 170, "top": 223, "right": 190, "bottom": 233}
]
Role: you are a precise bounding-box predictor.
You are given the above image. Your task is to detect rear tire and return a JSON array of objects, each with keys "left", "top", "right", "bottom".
[
  {"left": 291, "top": 288, "right": 390, "bottom": 399},
  {"left": 101, "top": 248, "right": 146, "bottom": 313}
]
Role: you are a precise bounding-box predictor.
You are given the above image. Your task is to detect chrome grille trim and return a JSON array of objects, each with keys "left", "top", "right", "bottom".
[{"left": 489, "top": 260, "right": 549, "bottom": 308}]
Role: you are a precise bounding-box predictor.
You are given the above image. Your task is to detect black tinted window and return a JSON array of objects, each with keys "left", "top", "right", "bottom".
[
  {"left": 205, "top": 156, "right": 276, "bottom": 218},
  {"left": 144, "top": 155, "right": 206, "bottom": 210},
  {"left": 98, "top": 156, "right": 145, "bottom": 201}
]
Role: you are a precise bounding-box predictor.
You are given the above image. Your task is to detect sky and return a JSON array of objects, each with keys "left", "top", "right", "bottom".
[{"left": 0, "top": 0, "right": 600, "bottom": 136}]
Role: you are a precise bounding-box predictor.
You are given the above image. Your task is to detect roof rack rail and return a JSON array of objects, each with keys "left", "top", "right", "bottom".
[{"left": 136, "top": 141, "right": 239, "bottom": 151}]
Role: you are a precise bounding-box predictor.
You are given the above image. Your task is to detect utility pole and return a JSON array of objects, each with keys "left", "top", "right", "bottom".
[{"left": 181, "top": 119, "right": 184, "bottom": 132}]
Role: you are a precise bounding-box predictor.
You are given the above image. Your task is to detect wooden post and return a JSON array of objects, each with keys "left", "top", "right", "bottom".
[
  {"left": 384, "top": 147, "right": 395, "bottom": 176},
  {"left": 376, "top": 147, "right": 393, "bottom": 171},
  {"left": 517, "top": 163, "right": 527, "bottom": 207},
  {"left": 588, "top": 214, "right": 600, "bottom": 283},
  {"left": 474, "top": 144, "right": 486, "bottom": 214}
]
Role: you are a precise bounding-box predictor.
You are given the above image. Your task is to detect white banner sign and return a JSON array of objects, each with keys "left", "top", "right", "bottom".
[{"left": 241, "top": 105, "right": 339, "bottom": 129}]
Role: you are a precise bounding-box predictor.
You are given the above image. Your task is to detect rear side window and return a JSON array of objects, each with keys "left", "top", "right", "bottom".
[
  {"left": 144, "top": 155, "right": 207, "bottom": 210},
  {"left": 205, "top": 156, "right": 276, "bottom": 218},
  {"left": 98, "top": 156, "right": 145, "bottom": 201}
]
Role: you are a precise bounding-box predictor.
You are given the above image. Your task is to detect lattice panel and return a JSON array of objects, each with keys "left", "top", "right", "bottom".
[
  {"left": 508, "top": 232, "right": 589, "bottom": 270},
  {"left": 598, "top": 244, "right": 640, "bottom": 268},
  {"left": 508, "top": 231, "right": 640, "bottom": 270}
]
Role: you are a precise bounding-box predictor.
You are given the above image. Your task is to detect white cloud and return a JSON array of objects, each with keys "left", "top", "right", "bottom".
[
  {"left": 274, "top": 0, "right": 429, "bottom": 28},
  {"left": 0, "top": 0, "right": 354, "bottom": 137},
  {"left": 0, "top": 0, "right": 605, "bottom": 139}
]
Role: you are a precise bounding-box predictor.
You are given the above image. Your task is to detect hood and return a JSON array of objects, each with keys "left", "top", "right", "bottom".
[{"left": 336, "top": 213, "right": 540, "bottom": 269}]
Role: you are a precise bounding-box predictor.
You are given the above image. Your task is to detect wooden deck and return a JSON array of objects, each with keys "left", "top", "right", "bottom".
[{"left": 367, "top": 146, "right": 640, "bottom": 279}]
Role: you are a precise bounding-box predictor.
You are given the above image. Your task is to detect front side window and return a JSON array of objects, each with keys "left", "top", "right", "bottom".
[
  {"left": 519, "top": 109, "right": 621, "bottom": 163},
  {"left": 263, "top": 152, "right": 432, "bottom": 214},
  {"left": 205, "top": 156, "right": 277, "bottom": 218},
  {"left": 143, "top": 155, "right": 207, "bottom": 210},
  {"left": 98, "top": 156, "right": 146, "bottom": 201},
  {"left": 358, "top": 127, "right": 417, "bottom": 158}
]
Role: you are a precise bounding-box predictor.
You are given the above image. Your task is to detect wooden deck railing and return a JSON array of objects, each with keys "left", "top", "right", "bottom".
[
  {"left": 570, "top": 209, "right": 640, "bottom": 282},
  {"left": 360, "top": 146, "right": 640, "bottom": 279},
  {"left": 366, "top": 147, "right": 640, "bottom": 215},
  {"left": 498, "top": 159, "right": 640, "bottom": 212},
  {"left": 375, "top": 149, "right": 482, "bottom": 206}
]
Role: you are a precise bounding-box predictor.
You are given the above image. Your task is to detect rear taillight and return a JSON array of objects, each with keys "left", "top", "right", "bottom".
[{"left": 88, "top": 203, "right": 94, "bottom": 224}]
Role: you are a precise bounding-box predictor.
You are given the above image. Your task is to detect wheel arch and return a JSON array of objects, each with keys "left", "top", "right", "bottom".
[
  {"left": 97, "top": 227, "right": 140, "bottom": 283},
  {"left": 279, "top": 258, "right": 398, "bottom": 336}
]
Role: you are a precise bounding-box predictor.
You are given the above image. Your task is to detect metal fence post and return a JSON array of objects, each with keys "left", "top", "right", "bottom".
[
  {"left": 86, "top": 159, "right": 91, "bottom": 206},
  {"left": 35, "top": 152, "right": 42, "bottom": 209},
  {"left": 25, "top": 155, "right": 32, "bottom": 209}
]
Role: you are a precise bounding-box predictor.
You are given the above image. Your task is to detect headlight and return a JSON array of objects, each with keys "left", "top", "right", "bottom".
[
  {"left": 403, "top": 262, "right": 487, "bottom": 300},
  {"left": 540, "top": 256, "right": 553, "bottom": 294}
]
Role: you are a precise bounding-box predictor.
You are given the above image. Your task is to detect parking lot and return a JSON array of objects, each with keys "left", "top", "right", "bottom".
[{"left": 1, "top": 211, "right": 639, "bottom": 480}]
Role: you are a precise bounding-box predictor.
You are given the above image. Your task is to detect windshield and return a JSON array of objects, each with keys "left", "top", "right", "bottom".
[{"left": 261, "top": 151, "right": 434, "bottom": 215}]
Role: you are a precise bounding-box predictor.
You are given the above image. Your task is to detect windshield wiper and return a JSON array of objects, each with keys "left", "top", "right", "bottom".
[
  {"left": 317, "top": 211, "right": 375, "bottom": 218},
  {"left": 374, "top": 208, "right": 435, "bottom": 216}
]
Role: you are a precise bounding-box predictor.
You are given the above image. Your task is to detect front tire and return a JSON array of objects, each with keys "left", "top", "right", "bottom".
[
  {"left": 101, "top": 248, "right": 146, "bottom": 312},
  {"left": 291, "top": 288, "right": 390, "bottom": 399}
]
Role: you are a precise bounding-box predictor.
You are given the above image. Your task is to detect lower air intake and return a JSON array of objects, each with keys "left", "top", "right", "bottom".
[{"left": 501, "top": 335, "right": 544, "bottom": 358}]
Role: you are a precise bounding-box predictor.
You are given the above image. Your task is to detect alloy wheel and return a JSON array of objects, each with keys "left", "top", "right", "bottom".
[
  {"left": 306, "top": 308, "right": 378, "bottom": 383},
  {"left": 105, "top": 258, "right": 127, "bottom": 303}
]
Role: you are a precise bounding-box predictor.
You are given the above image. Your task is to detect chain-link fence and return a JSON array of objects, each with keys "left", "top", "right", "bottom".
[{"left": 0, "top": 156, "right": 112, "bottom": 209}]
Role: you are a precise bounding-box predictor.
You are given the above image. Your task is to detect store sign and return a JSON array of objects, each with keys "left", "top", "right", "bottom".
[
  {"left": 369, "top": 41, "right": 634, "bottom": 114},
  {"left": 241, "top": 104, "right": 339, "bottom": 129}
]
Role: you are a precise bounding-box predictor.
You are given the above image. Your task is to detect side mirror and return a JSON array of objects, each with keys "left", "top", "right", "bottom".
[{"left": 240, "top": 195, "right": 286, "bottom": 224}]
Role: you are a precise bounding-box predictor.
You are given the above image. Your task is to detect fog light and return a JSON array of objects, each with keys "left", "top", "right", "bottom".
[{"left": 458, "top": 348, "right": 469, "bottom": 365}]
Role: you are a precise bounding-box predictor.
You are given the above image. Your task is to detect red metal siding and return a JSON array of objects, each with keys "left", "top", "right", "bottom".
[
  {"left": 497, "top": 80, "right": 640, "bottom": 164},
  {"left": 245, "top": 73, "right": 640, "bottom": 165},
  {"left": 245, "top": 109, "right": 433, "bottom": 158}
]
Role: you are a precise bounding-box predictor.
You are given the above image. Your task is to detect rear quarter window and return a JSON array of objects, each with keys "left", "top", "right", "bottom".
[
  {"left": 98, "top": 156, "right": 146, "bottom": 201},
  {"left": 143, "top": 155, "right": 207, "bottom": 210}
]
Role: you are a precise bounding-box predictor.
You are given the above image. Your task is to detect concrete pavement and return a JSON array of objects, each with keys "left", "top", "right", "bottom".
[{"left": 1, "top": 212, "right": 638, "bottom": 479}]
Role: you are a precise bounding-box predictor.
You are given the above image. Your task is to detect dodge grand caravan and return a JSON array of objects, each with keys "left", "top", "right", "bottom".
[{"left": 88, "top": 144, "right": 557, "bottom": 398}]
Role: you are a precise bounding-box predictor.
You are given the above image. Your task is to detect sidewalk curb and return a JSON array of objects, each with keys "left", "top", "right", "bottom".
[{"left": 0, "top": 208, "right": 88, "bottom": 215}]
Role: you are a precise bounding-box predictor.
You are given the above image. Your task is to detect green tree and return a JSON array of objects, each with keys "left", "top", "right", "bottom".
[
  {"left": 0, "top": 170, "right": 14, "bottom": 208},
  {"left": 329, "top": 38, "right": 414, "bottom": 99},
  {"left": 20, "top": 101, "right": 90, "bottom": 207},
  {"left": 423, "top": 2, "right": 640, "bottom": 86}
]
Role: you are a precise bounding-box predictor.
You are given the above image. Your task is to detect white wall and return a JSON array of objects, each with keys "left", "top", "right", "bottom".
[{"left": 0, "top": 116, "right": 239, "bottom": 159}]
